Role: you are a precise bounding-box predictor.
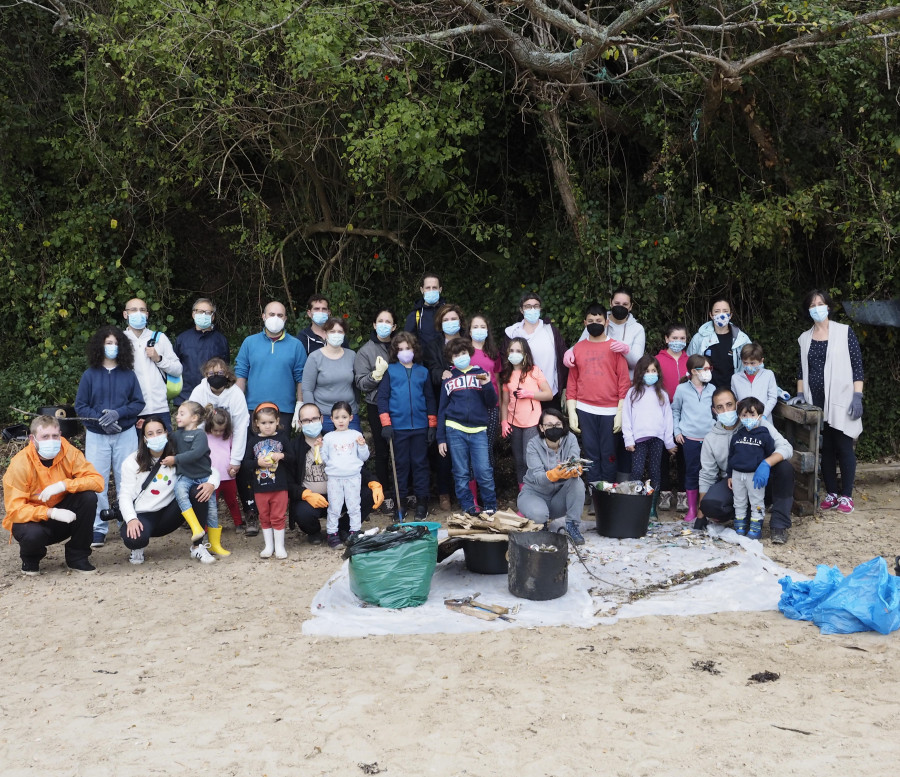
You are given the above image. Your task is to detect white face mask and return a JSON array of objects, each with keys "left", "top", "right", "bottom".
[
  {"left": 264, "top": 316, "right": 285, "bottom": 334},
  {"left": 327, "top": 333, "right": 345, "bottom": 348},
  {"left": 698, "top": 370, "right": 712, "bottom": 384}
]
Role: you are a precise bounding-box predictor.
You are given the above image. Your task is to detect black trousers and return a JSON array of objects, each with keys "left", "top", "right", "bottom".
[
  {"left": 366, "top": 402, "right": 394, "bottom": 498},
  {"left": 119, "top": 486, "right": 211, "bottom": 550},
  {"left": 699, "top": 459, "right": 794, "bottom": 530},
  {"left": 821, "top": 422, "right": 857, "bottom": 497},
  {"left": 12, "top": 491, "right": 97, "bottom": 564}
]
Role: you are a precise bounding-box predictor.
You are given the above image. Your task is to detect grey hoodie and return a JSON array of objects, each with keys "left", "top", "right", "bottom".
[
  {"left": 698, "top": 417, "right": 792, "bottom": 493},
  {"left": 523, "top": 432, "right": 582, "bottom": 495}
]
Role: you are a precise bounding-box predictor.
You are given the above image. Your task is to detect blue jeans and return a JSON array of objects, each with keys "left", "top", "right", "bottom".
[
  {"left": 576, "top": 410, "right": 616, "bottom": 483},
  {"left": 175, "top": 475, "right": 218, "bottom": 528},
  {"left": 86, "top": 429, "right": 138, "bottom": 536},
  {"left": 445, "top": 427, "right": 496, "bottom": 511}
]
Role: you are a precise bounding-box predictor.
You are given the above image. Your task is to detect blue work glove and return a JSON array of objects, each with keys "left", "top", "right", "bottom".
[
  {"left": 786, "top": 396, "right": 805, "bottom": 406},
  {"left": 99, "top": 409, "right": 120, "bottom": 428},
  {"left": 753, "top": 460, "right": 770, "bottom": 490},
  {"left": 848, "top": 392, "right": 863, "bottom": 420}
]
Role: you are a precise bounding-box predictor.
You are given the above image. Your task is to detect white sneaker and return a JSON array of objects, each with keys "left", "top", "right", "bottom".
[
  {"left": 676, "top": 492, "right": 688, "bottom": 512},
  {"left": 129, "top": 548, "right": 144, "bottom": 565},
  {"left": 190, "top": 542, "right": 216, "bottom": 564}
]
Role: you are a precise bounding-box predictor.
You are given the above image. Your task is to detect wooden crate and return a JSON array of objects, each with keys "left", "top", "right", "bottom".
[{"left": 771, "top": 401, "right": 823, "bottom": 516}]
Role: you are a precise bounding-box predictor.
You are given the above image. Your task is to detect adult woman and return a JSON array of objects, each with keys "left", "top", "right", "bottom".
[
  {"left": 354, "top": 308, "right": 396, "bottom": 513},
  {"left": 423, "top": 303, "right": 467, "bottom": 511},
  {"left": 687, "top": 298, "right": 751, "bottom": 390},
  {"left": 75, "top": 325, "right": 144, "bottom": 547},
  {"left": 302, "top": 317, "right": 360, "bottom": 433},
  {"left": 118, "top": 417, "right": 218, "bottom": 564},
  {"left": 795, "top": 289, "right": 864, "bottom": 514},
  {"left": 517, "top": 408, "right": 587, "bottom": 545}
]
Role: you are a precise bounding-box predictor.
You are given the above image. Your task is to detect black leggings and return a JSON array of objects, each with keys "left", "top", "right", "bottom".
[{"left": 821, "top": 423, "right": 857, "bottom": 497}]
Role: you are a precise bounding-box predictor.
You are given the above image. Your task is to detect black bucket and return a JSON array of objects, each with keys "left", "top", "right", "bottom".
[
  {"left": 507, "top": 531, "right": 568, "bottom": 601},
  {"left": 462, "top": 538, "right": 509, "bottom": 574},
  {"left": 592, "top": 487, "right": 652, "bottom": 539},
  {"left": 37, "top": 405, "right": 78, "bottom": 440}
]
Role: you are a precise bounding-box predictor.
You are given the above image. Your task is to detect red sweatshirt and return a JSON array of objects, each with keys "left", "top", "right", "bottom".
[{"left": 566, "top": 340, "right": 630, "bottom": 409}]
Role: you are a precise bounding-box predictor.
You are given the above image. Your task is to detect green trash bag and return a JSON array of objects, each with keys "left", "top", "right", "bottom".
[{"left": 345, "top": 526, "right": 438, "bottom": 609}]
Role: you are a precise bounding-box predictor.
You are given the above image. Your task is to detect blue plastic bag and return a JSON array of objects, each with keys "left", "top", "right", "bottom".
[{"left": 779, "top": 557, "right": 900, "bottom": 635}]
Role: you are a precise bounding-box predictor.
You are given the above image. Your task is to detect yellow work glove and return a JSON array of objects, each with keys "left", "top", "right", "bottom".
[
  {"left": 566, "top": 399, "right": 580, "bottom": 434},
  {"left": 368, "top": 481, "right": 384, "bottom": 510},
  {"left": 613, "top": 399, "right": 624, "bottom": 434},
  {"left": 372, "top": 356, "right": 388, "bottom": 381},
  {"left": 302, "top": 489, "right": 328, "bottom": 509}
]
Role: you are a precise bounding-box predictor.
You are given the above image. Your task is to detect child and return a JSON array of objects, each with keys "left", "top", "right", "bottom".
[
  {"left": 206, "top": 407, "right": 243, "bottom": 533},
  {"left": 437, "top": 338, "right": 498, "bottom": 516},
  {"left": 243, "top": 402, "right": 293, "bottom": 558},
  {"left": 655, "top": 323, "right": 690, "bottom": 511},
  {"left": 499, "top": 337, "right": 552, "bottom": 488},
  {"left": 565, "top": 303, "right": 631, "bottom": 488},
  {"left": 321, "top": 401, "right": 371, "bottom": 547},
  {"left": 468, "top": 313, "right": 502, "bottom": 507},
  {"left": 377, "top": 333, "right": 436, "bottom": 521},
  {"left": 164, "top": 401, "right": 229, "bottom": 556},
  {"left": 671, "top": 354, "right": 715, "bottom": 522},
  {"left": 730, "top": 342, "right": 778, "bottom": 418},
  {"left": 727, "top": 397, "right": 775, "bottom": 538},
  {"left": 622, "top": 355, "right": 677, "bottom": 519}
]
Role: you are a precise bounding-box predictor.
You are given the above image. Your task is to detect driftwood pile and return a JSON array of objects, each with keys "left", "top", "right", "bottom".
[{"left": 446, "top": 509, "right": 542, "bottom": 541}]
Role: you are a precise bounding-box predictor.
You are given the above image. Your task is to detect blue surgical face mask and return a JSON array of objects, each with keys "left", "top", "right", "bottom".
[
  {"left": 128, "top": 312, "right": 148, "bottom": 329},
  {"left": 302, "top": 421, "right": 323, "bottom": 438},
  {"left": 146, "top": 435, "right": 168, "bottom": 453},
  {"left": 743, "top": 364, "right": 760, "bottom": 375},
  {"left": 523, "top": 308, "right": 541, "bottom": 325},
  {"left": 668, "top": 341, "right": 686, "bottom": 352},
  {"left": 375, "top": 322, "right": 393, "bottom": 339},
  {"left": 718, "top": 410, "right": 738, "bottom": 427},
  {"left": 311, "top": 311, "right": 329, "bottom": 326},
  {"left": 470, "top": 326, "right": 488, "bottom": 342},
  {"left": 36, "top": 439, "right": 61, "bottom": 459},
  {"left": 507, "top": 352, "right": 524, "bottom": 366},
  {"left": 104, "top": 344, "right": 119, "bottom": 360},
  {"left": 643, "top": 373, "right": 659, "bottom": 386},
  {"left": 193, "top": 313, "right": 212, "bottom": 329},
  {"left": 741, "top": 416, "right": 760, "bottom": 430},
  {"left": 452, "top": 354, "right": 471, "bottom": 370},
  {"left": 713, "top": 312, "right": 730, "bottom": 328},
  {"left": 809, "top": 305, "right": 828, "bottom": 323},
  {"left": 442, "top": 320, "right": 460, "bottom": 336},
  {"left": 423, "top": 290, "right": 440, "bottom": 306},
  {"left": 327, "top": 333, "right": 345, "bottom": 348}
]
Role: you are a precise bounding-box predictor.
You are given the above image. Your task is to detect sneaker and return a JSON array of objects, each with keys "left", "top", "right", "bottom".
[
  {"left": 439, "top": 494, "right": 451, "bottom": 512},
  {"left": 837, "top": 496, "right": 854, "bottom": 514},
  {"left": 243, "top": 508, "right": 260, "bottom": 537},
  {"left": 21, "top": 560, "right": 40, "bottom": 576},
  {"left": 66, "top": 558, "right": 96, "bottom": 573},
  {"left": 676, "top": 492, "right": 688, "bottom": 512},
  {"left": 338, "top": 528, "right": 350, "bottom": 543},
  {"left": 307, "top": 532, "right": 325, "bottom": 545},
  {"left": 691, "top": 517, "right": 707, "bottom": 533},
  {"left": 819, "top": 492, "right": 840, "bottom": 511},
  {"left": 414, "top": 504, "right": 428, "bottom": 520},
  {"left": 233, "top": 523, "right": 245, "bottom": 535},
  {"left": 770, "top": 528, "right": 788, "bottom": 545},
  {"left": 466, "top": 506, "right": 481, "bottom": 517},
  {"left": 747, "top": 519, "right": 763, "bottom": 540},
  {"left": 90, "top": 532, "right": 106, "bottom": 548},
  {"left": 659, "top": 491, "right": 673, "bottom": 511},
  {"left": 381, "top": 498, "right": 396, "bottom": 516},
  {"left": 734, "top": 518, "right": 748, "bottom": 536},
  {"left": 326, "top": 532, "right": 341, "bottom": 548},
  {"left": 564, "top": 520, "right": 586, "bottom": 546},
  {"left": 483, "top": 509, "right": 497, "bottom": 518},
  {"left": 190, "top": 542, "right": 216, "bottom": 564},
  {"left": 129, "top": 548, "right": 145, "bottom": 565}
]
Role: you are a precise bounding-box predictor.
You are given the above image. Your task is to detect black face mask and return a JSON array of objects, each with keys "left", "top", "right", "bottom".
[
  {"left": 586, "top": 323, "right": 605, "bottom": 337},
  {"left": 610, "top": 305, "right": 629, "bottom": 320},
  {"left": 543, "top": 427, "right": 565, "bottom": 442},
  {"left": 207, "top": 375, "right": 229, "bottom": 390}
]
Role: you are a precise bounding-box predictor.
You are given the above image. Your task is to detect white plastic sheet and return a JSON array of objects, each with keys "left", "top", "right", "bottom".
[{"left": 302, "top": 521, "right": 802, "bottom": 637}]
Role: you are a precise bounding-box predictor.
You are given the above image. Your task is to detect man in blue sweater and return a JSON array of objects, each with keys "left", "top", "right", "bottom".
[{"left": 173, "top": 297, "right": 230, "bottom": 406}]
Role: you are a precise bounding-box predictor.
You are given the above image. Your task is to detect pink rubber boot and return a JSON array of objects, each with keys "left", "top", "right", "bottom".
[{"left": 684, "top": 489, "right": 699, "bottom": 522}]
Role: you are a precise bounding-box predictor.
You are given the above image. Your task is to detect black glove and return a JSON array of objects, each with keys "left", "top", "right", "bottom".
[
  {"left": 848, "top": 392, "right": 863, "bottom": 420},
  {"left": 426, "top": 427, "right": 436, "bottom": 445},
  {"left": 381, "top": 425, "right": 394, "bottom": 441}
]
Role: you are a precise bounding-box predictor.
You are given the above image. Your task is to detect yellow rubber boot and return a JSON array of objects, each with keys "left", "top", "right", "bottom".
[
  {"left": 207, "top": 526, "right": 230, "bottom": 557},
  {"left": 181, "top": 508, "right": 206, "bottom": 542}
]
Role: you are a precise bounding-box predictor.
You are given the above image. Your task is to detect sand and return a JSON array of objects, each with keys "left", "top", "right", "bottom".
[{"left": 1, "top": 473, "right": 898, "bottom": 775}]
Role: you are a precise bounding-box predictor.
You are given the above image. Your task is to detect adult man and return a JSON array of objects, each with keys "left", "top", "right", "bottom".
[
  {"left": 234, "top": 300, "right": 307, "bottom": 431},
  {"left": 404, "top": 272, "right": 447, "bottom": 347},
  {"left": 123, "top": 298, "right": 183, "bottom": 430},
  {"left": 297, "top": 294, "right": 330, "bottom": 355},
  {"left": 3, "top": 416, "right": 104, "bottom": 575},
  {"left": 173, "top": 297, "right": 230, "bottom": 406},
  {"left": 698, "top": 387, "right": 795, "bottom": 544}
]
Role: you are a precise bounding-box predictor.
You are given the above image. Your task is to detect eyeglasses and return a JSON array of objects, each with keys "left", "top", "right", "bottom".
[
  {"left": 541, "top": 423, "right": 563, "bottom": 429},
  {"left": 206, "top": 371, "right": 226, "bottom": 378},
  {"left": 193, "top": 308, "right": 214, "bottom": 315},
  {"left": 301, "top": 418, "right": 322, "bottom": 425},
  {"left": 522, "top": 304, "right": 540, "bottom": 310}
]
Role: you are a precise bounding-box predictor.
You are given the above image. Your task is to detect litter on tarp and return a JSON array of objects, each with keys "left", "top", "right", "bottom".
[
  {"left": 593, "top": 479, "right": 655, "bottom": 495},
  {"left": 778, "top": 556, "right": 900, "bottom": 634}
]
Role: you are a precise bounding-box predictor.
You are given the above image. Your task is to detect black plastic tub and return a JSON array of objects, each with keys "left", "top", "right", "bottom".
[
  {"left": 38, "top": 405, "right": 78, "bottom": 439},
  {"left": 592, "top": 488, "right": 652, "bottom": 539},
  {"left": 507, "top": 531, "right": 568, "bottom": 601},
  {"left": 462, "top": 538, "right": 509, "bottom": 574}
]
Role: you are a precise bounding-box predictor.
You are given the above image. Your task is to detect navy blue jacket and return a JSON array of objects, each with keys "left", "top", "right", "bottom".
[
  {"left": 297, "top": 326, "right": 325, "bottom": 356},
  {"left": 404, "top": 296, "right": 447, "bottom": 347},
  {"left": 173, "top": 326, "right": 230, "bottom": 406},
  {"left": 727, "top": 426, "right": 775, "bottom": 475},
  {"left": 376, "top": 363, "right": 436, "bottom": 430},
  {"left": 437, "top": 366, "right": 496, "bottom": 444},
  {"left": 75, "top": 367, "right": 144, "bottom": 434}
]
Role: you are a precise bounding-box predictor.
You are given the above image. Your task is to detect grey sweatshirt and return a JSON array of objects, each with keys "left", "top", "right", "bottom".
[
  {"left": 302, "top": 348, "right": 359, "bottom": 416},
  {"left": 522, "top": 433, "right": 582, "bottom": 495},
  {"left": 730, "top": 367, "right": 779, "bottom": 418},
  {"left": 698, "top": 418, "right": 792, "bottom": 493}
]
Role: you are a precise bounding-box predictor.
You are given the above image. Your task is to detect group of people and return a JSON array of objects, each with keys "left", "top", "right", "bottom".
[{"left": 3, "top": 278, "right": 864, "bottom": 575}]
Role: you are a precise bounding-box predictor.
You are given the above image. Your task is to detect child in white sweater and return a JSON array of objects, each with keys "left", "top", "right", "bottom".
[{"left": 321, "top": 401, "right": 370, "bottom": 548}]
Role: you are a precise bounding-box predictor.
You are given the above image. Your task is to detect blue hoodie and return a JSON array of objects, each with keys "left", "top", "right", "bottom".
[
  {"left": 377, "top": 362, "right": 436, "bottom": 430},
  {"left": 437, "top": 366, "right": 497, "bottom": 444},
  {"left": 75, "top": 367, "right": 144, "bottom": 434}
]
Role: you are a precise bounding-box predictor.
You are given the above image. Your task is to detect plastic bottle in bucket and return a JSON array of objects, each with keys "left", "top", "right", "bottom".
[{"left": 592, "top": 482, "right": 653, "bottom": 539}]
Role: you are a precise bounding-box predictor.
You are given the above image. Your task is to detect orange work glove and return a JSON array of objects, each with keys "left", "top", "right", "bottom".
[
  {"left": 302, "top": 489, "right": 328, "bottom": 509},
  {"left": 368, "top": 481, "right": 384, "bottom": 510}
]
